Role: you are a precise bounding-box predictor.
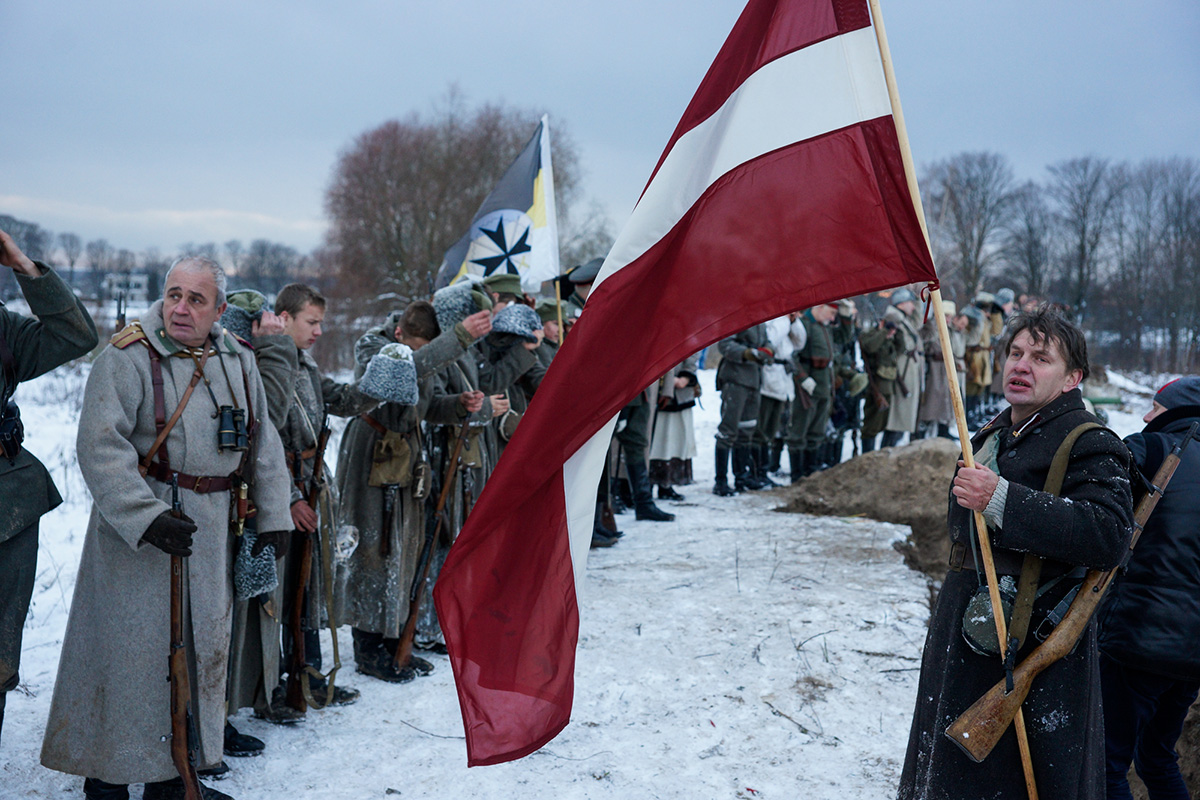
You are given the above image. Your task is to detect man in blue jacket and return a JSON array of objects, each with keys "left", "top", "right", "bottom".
[{"left": 1100, "top": 376, "right": 1200, "bottom": 800}]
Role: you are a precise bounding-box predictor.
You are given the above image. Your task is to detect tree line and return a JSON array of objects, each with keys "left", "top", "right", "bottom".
[{"left": 922, "top": 152, "right": 1200, "bottom": 372}]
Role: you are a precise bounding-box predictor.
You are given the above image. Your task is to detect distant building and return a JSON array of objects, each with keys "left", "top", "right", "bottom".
[{"left": 101, "top": 271, "right": 151, "bottom": 304}]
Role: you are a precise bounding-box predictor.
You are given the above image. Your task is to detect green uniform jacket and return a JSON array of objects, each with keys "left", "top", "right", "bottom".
[{"left": 1, "top": 263, "right": 98, "bottom": 545}]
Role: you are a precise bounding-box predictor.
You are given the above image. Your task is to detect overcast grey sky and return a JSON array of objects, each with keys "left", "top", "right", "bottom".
[{"left": 3, "top": 1, "right": 1198, "bottom": 255}]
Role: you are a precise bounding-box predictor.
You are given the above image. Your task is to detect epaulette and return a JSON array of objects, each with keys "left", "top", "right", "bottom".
[
  {"left": 110, "top": 322, "right": 147, "bottom": 349},
  {"left": 222, "top": 328, "right": 253, "bottom": 351}
]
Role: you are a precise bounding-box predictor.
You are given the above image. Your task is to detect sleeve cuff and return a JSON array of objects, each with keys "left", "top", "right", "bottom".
[{"left": 983, "top": 476, "right": 1008, "bottom": 529}]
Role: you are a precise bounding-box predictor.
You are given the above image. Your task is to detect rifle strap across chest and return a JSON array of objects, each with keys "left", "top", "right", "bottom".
[
  {"left": 139, "top": 340, "right": 211, "bottom": 477},
  {"left": 1007, "top": 421, "right": 1106, "bottom": 648}
]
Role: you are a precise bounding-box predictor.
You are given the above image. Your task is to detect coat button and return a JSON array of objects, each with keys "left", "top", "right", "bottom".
[{"left": 1007, "top": 450, "right": 1017, "bottom": 458}]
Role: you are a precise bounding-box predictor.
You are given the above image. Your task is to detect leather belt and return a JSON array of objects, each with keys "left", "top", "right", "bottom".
[{"left": 143, "top": 460, "right": 233, "bottom": 494}]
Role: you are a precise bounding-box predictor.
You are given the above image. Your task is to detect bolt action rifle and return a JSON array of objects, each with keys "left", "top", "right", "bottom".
[
  {"left": 393, "top": 418, "right": 469, "bottom": 670},
  {"left": 167, "top": 474, "right": 204, "bottom": 800},
  {"left": 945, "top": 421, "right": 1199, "bottom": 762},
  {"left": 285, "top": 423, "right": 331, "bottom": 712}
]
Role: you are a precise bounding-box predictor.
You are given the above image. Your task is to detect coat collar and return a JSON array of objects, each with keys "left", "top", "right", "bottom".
[
  {"left": 977, "top": 388, "right": 1087, "bottom": 439},
  {"left": 141, "top": 299, "right": 239, "bottom": 357}
]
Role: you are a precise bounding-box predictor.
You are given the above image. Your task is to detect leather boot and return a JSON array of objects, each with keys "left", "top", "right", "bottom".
[
  {"left": 881, "top": 430, "right": 904, "bottom": 448},
  {"left": 937, "top": 422, "right": 955, "bottom": 439},
  {"left": 628, "top": 458, "right": 674, "bottom": 521},
  {"left": 804, "top": 447, "right": 823, "bottom": 475},
  {"left": 826, "top": 434, "right": 843, "bottom": 466},
  {"left": 714, "top": 444, "right": 736, "bottom": 496},
  {"left": 768, "top": 441, "right": 783, "bottom": 473},
  {"left": 143, "top": 777, "right": 234, "bottom": 800},
  {"left": 861, "top": 433, "right": 876, "bottom": 452},
  {"left": 84, "top": 779, "right": 130, "bottom": 800},
  {"left": 751, "top": 444, "right": 778, "bottom": 487},
  {"left": 788, "top": 448, "right": 805, "bottom": 483}
]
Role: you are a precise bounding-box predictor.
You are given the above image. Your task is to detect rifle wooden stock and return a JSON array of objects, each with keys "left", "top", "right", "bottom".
[
  {"left": 394, "top": 419, "right": 469, "bottom": 669},
  {"left": 945, "top": 422, "right": 1198, "bottom": 762},
  {"left": 167, "top": 477, "right": 203, "bottom": 800},
  {"left": 284, "top": 425, "right": 330, "bottom": 712}
]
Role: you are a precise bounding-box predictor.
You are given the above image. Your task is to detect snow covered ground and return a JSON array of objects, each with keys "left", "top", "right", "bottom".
[{"left": 1, "top": 363, "right": 1154, "bottom": 799}]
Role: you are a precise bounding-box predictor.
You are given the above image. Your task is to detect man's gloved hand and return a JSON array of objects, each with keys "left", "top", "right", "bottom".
[
  {"left": 252, "top": 529, "right": 291, "bottom": 559},
  {"left": 142, "top": 510, "right": 198, "bottom": 556},
  {"left": 800, "top": 376, "right": 818, "bottom": 396}
]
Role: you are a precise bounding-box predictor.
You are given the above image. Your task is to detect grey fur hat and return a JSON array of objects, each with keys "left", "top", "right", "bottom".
[
  {"left": 891, "top": 288, "right": 917, "bottom": 306},
  {"left": 359, "top": 342, "right": 419, "bottom": 405},
  {"left": 221, "top": 289, "right": 268, "bottom": 341},
  {"left": 995, "top": 288, "right": 1016, "bottom": 306},
  {"left": 491, "top": 304, "right": 543, "bottom": 343},
  {"left": 433, "top": 281, "right": 493, "bottom": 331}
]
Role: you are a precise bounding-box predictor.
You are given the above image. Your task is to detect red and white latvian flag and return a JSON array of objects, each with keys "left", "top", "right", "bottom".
[{"left": 434, "top": 0, "right": 937, "bottom": 766}]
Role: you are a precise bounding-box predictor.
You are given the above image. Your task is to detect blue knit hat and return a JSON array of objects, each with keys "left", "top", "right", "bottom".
[{"left": 1154, "top": 377, "right": 1200, "bottom": 410}]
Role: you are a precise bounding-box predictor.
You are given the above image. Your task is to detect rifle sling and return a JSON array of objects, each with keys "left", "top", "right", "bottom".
[
  {"left": 1007, "top": 421, "right": 1106, "bottom": 649},
  {"left": 139, "top": 341, "right": 211, "bottom": 477}
]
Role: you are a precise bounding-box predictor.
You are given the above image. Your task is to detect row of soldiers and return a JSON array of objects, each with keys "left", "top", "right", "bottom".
[
  {"left": 711, "top": 286, "right": 1027, "bottom": 494},
  {"left": 1, "top": 222, "right": 594, "bottom": 799}
]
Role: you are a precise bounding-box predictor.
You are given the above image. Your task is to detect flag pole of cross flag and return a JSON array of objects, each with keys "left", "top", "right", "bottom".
[
  {"left": 434, "top": 114, "right": 560, "bottom": 293},
  {"left": 434, "top": 0, "right": 939, "bottom": 767}
]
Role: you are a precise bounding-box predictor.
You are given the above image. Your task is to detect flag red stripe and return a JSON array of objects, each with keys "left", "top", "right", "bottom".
[
  {"left": 435, "top": 114, "right": 935, "bottom": 765},
  {"left": 650, "top": 0, "right": 872, "bottom": 189}
]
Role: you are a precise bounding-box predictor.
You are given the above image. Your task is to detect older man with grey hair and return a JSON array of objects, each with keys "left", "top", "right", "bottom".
[{"left": 41, "top": 256, "right": 293, "bottom": 800}]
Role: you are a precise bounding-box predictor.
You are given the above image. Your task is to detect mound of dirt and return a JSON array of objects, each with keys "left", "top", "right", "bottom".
[{"left": 773, "top": 438, "right": 961, "bottom": 581}]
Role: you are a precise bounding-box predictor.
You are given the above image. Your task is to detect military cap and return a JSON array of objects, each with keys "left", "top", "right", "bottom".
[
  {"left": 534, "top": 298, "right": 560, "bottom": 323},
  {"left": 482, "top": 273, "right": 524, "bottom": 296},
  {"left": 568, "top": 257, "right": 605, "bottom": 285}
]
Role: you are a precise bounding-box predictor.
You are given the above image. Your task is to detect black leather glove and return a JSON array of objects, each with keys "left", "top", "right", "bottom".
[
  {"left": 252, "top": 529, "right": 291, "bottom": 559},
  {"left": 142, "top": 510, "right": 197, "bottom": 556}
]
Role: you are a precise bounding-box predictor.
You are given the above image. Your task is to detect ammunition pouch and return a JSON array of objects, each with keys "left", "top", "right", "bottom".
[
  {"left": 368, "top": 429, "right": 416, "bottom": 488},
  {"left": 875, "top": 365, "right": 898, "bottom": 381},
  {"left": 0, "top": 400, "right": 23, "bottom": 461}
]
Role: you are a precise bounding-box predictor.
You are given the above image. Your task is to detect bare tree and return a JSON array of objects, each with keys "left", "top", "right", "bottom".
[
  {"left": 999, "top": 182, "right": 1053, "bottom": 299},
  {"left": 324, "top": 88, "right": 583, "bottom": 304},
  {"left": 59, "top": 232, "right": 83, "bottom": 287},
  {"left": 1106, "top": 162, "right": 1167, "bottom": 361},
  {"left": 225, "top": 239, "right": 245, "bottom": 274},
  {"left": 923, "top": 152, "right": 1015, "bottom": 301},
  {"left": 1157, "top": 157, "right": 1200, "bottom": 369},
  {"left": 85, "top": 238, "right": 113, "bottom": 296},
  {"left": 1047, "top": 157, "right": 1126, "bottom": 319}
]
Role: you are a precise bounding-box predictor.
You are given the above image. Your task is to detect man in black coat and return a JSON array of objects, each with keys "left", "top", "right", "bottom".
[
  {"left": 898, "top": 306, "right": 1134, "bottom": 800},
  {"left": 1099, "top": 376, "right": 1200, "bottom": 800}
]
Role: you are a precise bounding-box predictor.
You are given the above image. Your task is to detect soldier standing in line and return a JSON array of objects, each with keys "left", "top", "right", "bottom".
[
  {"left": 825, "top": 299, "right": 864, "bottom": 466},
  {"left": 713, "top": 323, "right": 771, "bottom": 496},
  {"left": 786, "top": 303, "right": 837, "bottom": 481},
  {"left": 42, "top": 256, "right": 293, "bottom": 800},
  {"left": 0, "top": 229, "right": 98, "bottom": 746},
  {"left": 881, "top": 289, "right": 924, "bottom": 448},
  {"left": 336, "top": 300, "right": 491, "bottom": 682},
  {"left": 858, "top": 311, "right": 902, "bottom": 453},
  {"left": 755, "top": 313, "right": 799, "bottom": 479}
]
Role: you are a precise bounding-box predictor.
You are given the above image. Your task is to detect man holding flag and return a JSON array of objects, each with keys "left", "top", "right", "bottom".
[{"left": 434, "top": 0, "right": 937, "bottom": 768}]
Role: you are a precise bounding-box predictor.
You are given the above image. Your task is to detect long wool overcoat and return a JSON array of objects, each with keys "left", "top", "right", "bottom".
[
  {"left": 334, "top": 324, "right": 466, "bottom": 638},
  {"left": 898, "top": 390, "right": 1133, "bottom": 800},
  {"left": 41, "top": 302, "right": 292, "bottom": 784},
  {"left": 884, "top": 304, "right": 925, "bottom": 435}
]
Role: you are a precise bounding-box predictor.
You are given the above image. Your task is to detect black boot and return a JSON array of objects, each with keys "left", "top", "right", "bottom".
[
  {"left": 143, "top": 777, "right": 234, "bottom": 800},
  {"left": 223, "top": 722, "right": 264, "bottom": 757},
  {"left": 658, "top": 485, "right": 685, "bottom": 501},
  {"left": 937, "top": 422, "right": 955, "bottom": 439},
  {"left": 84, "top": 779, "right": 130, "bottom": 800},
  {"left": 613, "top": 477, "right": 634, "bottom": 513},
  {"left": 714, "top": 444, "right": 736, "bottom": 496},
  {"left": 788, "top": 448, "right": 805, "bottom": 483},
  {"left": 629, "top": 458, "right": 674, "bottom": 521},
  {"left": 861, "top": 433, "right": 876, "bottom": 452},
  {"left": 881, "top": 430, "right": 904, "bottom": 448},
  {"left": 749, "top": 445, "right": 778, "bottom": 488},
  {"left": 826, "top": 434, "right": 844, "bottom": 466},
  {"left": 804, "top": 447, "right": 823, "bottom": 475},
  {"left": 732, "top": 446, "right": 748, "bottom": 492},
  {"left": 768, "top": 441, "right": 783, "bottom": 473}
]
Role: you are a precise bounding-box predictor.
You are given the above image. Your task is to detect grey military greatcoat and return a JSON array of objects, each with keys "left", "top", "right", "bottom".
[{"left": 41, "top": 301, "right": 292, "bottom": 784}]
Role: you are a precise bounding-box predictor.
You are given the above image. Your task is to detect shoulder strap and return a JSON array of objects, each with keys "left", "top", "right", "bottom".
[
  {"left": 137, "top": 340, "right": 211, "bottom": 476},
  {"left": 1010, "top": 420, "right": 1109, "bottom": 647},
  {"left": 111, "top": 321, "right": 147, "bottom": 349}
]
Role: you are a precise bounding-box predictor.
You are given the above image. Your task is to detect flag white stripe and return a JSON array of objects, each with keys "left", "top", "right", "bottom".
[
  {"left": 562, "top": 414, "right": 619, "bottom": 602},
  {"left": 594, "top": 25, "right": 889, "bottom": 291}
]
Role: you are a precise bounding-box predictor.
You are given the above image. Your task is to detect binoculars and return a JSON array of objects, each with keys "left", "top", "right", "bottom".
[{"left": 216, "top": 406, "right": 249, "bottom": 452}]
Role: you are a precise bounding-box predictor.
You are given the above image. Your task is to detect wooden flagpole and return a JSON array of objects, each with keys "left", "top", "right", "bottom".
[{"left": 866, "top": 1, "right": 1039, "bottom": 797}]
